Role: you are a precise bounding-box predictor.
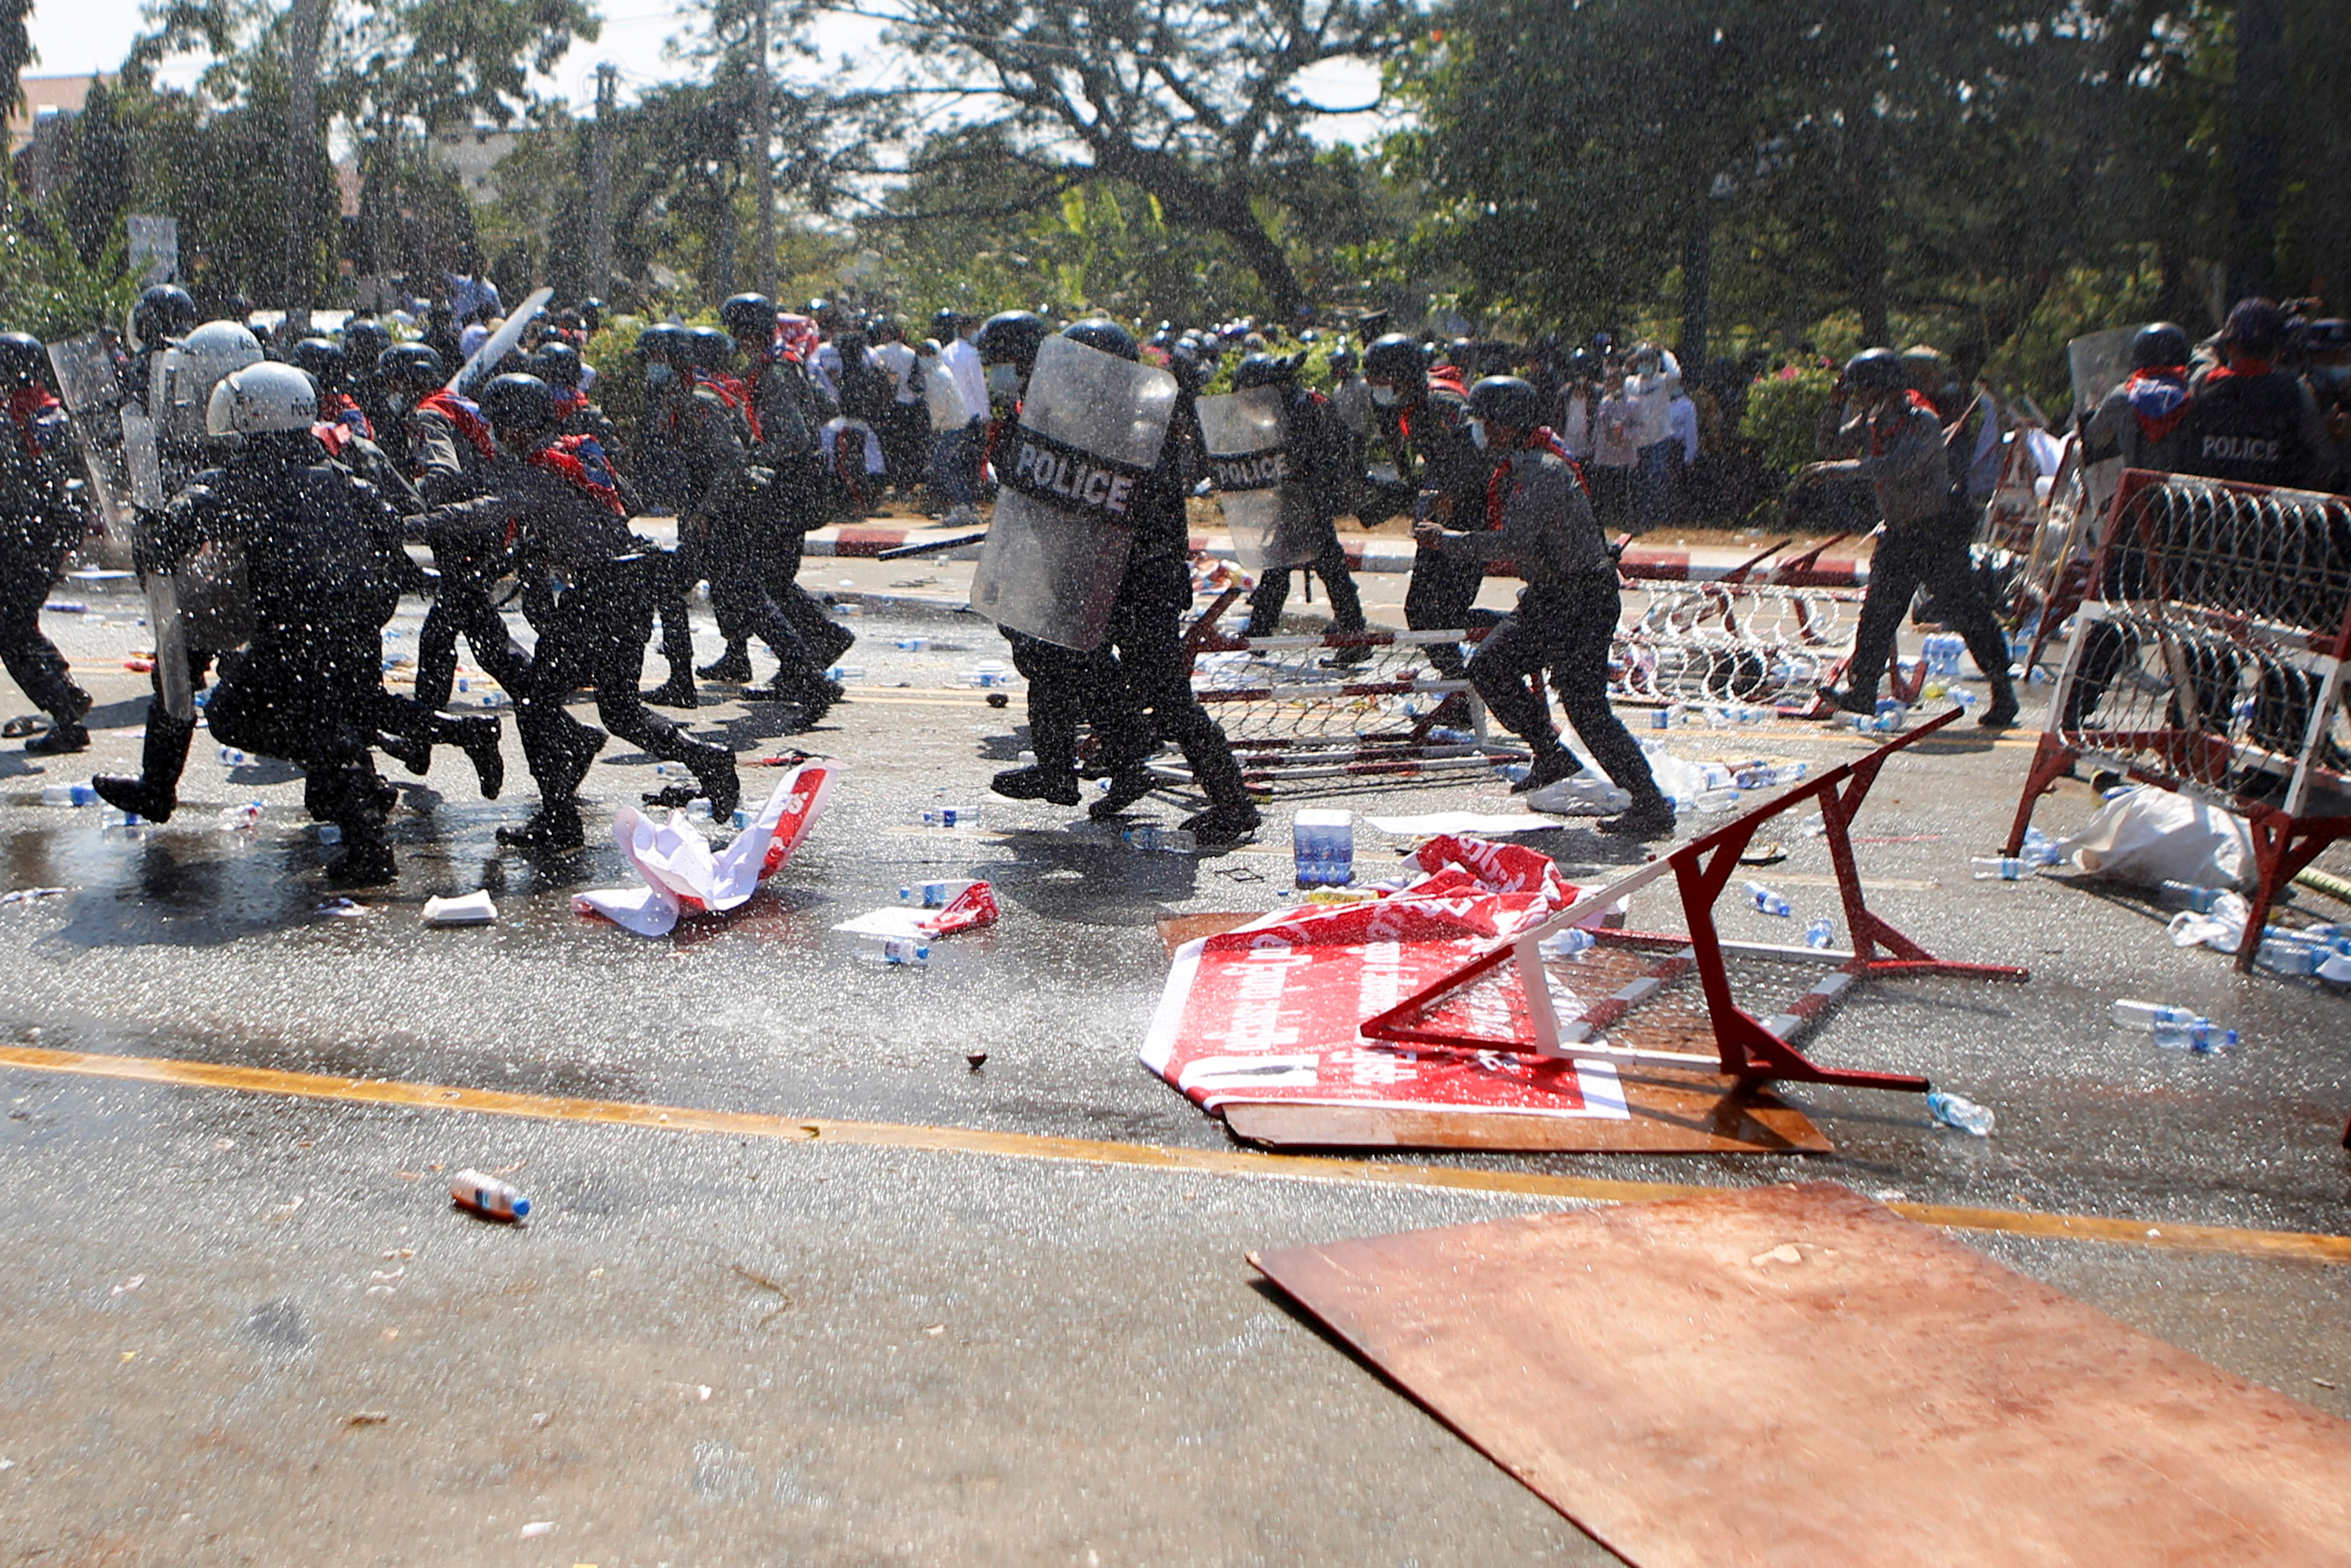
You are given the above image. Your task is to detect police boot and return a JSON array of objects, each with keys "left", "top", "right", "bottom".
[
  {"left": 91, "top": 707, "right": 196, "bottom": 823},
  {"left": 641, "top": 673, "right": 699, "bottom": 709},
  {"left": 325, "top": 833, "right": 399, "bottom": 886},
  {"left": 1511, "top": 744, "right": 1585, "bottom": 795},
  {"left": 1600, "top": 790, "right": 1678, "bottom": 840},
  {"left": 24, "top": 720, "right": 89, "bottom": 756},
  {"left": 1176, "top": 734, "right": 1262, "bottom": 847},
  {"left": 435, "top": 712, "right": 505, "bottom": 799},
  {"left": 1978, "top": 672, "right": 2022, "bottom": 729},
  {"left": 771, "top": 674, "right": 843, "bottom": 731},
  {"left": 698, "top": 640, "right": 755, "bottom": 682},
  {"left": 687, "top": 740, "right": 739, "bottom": 822},
  {"left": 995, "top": 714, "right": 1083, "bottom": 806},
  {"left": 498, "top": 799, "right": 586, "bottom": 852},
  {"left": 1087, "top": 766, "right": 1157, "bottom": 821}
]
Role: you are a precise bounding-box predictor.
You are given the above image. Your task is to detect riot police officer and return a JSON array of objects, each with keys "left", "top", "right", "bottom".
[
  {"left": 1416, "top": 377, "right": 1675, "bottom": 838},
  {"left": 157, "top": 363, "right": 426, "bottom": 882},
  {"left": 1799, "top": 348, "right": 2019, "bottom": 727},
  {"left": 2082, "top": 322, "right": 2196, "bottom": 476},
  {"left": 2176, "top": 298, "right": 2335, "bottom": 492},
  {"left": 424, "top": 373, "right": 739, "bottom": 850},
  {"left": 1363, "top": 332, "right": 1488, "bottom": 700},
  {"left": 643, "top": 324, "right": 837, "bottom": 720},
  {"left": 1232, "top": 352, "right": 1367, "bottom": 643},
  {"left": 0, "top": 332, "right": 94, "bottom": 755}
]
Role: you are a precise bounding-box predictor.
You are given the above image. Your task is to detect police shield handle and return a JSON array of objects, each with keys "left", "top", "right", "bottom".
[
  {"left": 1198, "top": 386, "right": 1317, "bottom": 572},
  {"left": 447, "top": 287, "right": 555, "bottom": 395}
]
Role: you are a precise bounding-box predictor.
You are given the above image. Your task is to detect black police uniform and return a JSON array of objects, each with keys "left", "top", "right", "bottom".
[
  {"left": 155, "top": 447, "right": 414, "bottom": 875},
  {"left": 2176, "top": 363, "right": 2333, "bottom": 491},
  {"left": 1241, "top": 381, "right": 1368, "bottom": 640},
  {"left": 424, "top": 449, "right": 739, "bottom": 845},
  {"left": 744, "top": 350, "right": 853, "bottom": 665},
  {"left": 404, "top": 390, "right": 534, "bottom": 714},
  {"left": 0, "top": 384, "right": 93, "bottom": 746},
  {"left": 1377, "top": 377, "right": 1490, "bottom": 680}
]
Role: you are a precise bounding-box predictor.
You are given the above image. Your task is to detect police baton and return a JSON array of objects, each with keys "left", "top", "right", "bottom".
[{"left": 875, "top": 531, "right": 985, "bottom": 561}]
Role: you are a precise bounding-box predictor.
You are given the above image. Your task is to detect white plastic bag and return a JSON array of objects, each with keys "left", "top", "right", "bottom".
[
  {"left": 1523, "top": 770, "right": 1632, "bottom": 818},
  {"left": 2056, "top": 785, "right": 2251, "bottom": 891}
]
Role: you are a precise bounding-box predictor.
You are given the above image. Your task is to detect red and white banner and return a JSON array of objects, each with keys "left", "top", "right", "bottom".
[
  {"left": 573, "top": 761, "right": 837, "bottom": 937},
  {"left": 1142, "top": 837, "right": 1628, "bottom": 1121}
]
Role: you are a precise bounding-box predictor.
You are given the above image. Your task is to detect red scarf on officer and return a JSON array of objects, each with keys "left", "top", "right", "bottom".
[
  {"left": 525, "top": 433, "right": 627, "bottom": 516},
  {"left": 1485, "top": 426, "right": 1586, "bottom": 529},
  {"left": 692, "top": 367, "right": 761, "bottom": 443},
  {"left": 6, "top": 384, "right": 60, "bottom": 459},
  {"left": 1868, "top": 389, "right": 1942, "bottom": 456},
  {"left": 416, "top": 389, "right": 497, "bottom": 462}
]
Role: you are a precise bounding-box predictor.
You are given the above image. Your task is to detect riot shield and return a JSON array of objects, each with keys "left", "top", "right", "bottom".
[
  {"left": 1196, "top": 386, "right": 1318, "bottom": 571},
  {"left": 969, "top": 335, "right": 1178, "bottom": 651},
  {"left": 448, "top": 286, "right": 554, "bottom": 395},
  {"left": 45, "top": 334, "right": 135, "bottom": 536},
  {"left": 2066, "top": 324, "right": 2146, "bottom": 424}
]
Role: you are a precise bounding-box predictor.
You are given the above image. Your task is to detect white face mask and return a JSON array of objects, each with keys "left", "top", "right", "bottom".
[{"left": 1370, "top": 384, "right": 1402, "bottom": 409}]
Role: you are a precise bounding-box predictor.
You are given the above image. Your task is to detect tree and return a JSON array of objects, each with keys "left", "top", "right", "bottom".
[
  {"left": 856, "top": 0, "right": 1410, "bottom": 318},
  {"left": 0, "top": 0, "right": 31, "bottom": 122}
]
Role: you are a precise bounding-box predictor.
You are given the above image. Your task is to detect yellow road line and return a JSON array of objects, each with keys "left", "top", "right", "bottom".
[{"left": 4, "top": 1043, "right": 2344, "bottom": 1267}]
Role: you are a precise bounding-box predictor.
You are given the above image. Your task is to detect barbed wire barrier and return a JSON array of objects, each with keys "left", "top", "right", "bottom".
[{"left": 2008, "top": 470, "right": 2351, "bottom": 970}]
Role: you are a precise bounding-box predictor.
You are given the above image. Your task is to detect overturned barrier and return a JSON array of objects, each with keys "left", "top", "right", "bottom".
[
  {"left": 1360, "top": 708, "right": 2024, "bottom": 1086},
  {"left": 2007, "top": 470, "right": 2351, "bottom": 970}
]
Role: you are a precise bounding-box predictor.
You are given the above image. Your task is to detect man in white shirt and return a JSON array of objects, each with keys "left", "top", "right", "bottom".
[
  {"left": 867, "top": 315, "right": 928, "bottom": 495},
  {"left": 933, "top": 311, "right": 988, "bottom": 526}
]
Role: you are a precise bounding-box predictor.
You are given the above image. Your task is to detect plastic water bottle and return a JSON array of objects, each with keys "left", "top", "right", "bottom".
[
  {"left": 219, "top": 800, "right": 263, "bottom": 832},
  {"left": 1804, "top": 918, "right": 1834, "bottom": 949},
  {"left": 824, "top": 664, "right": 866, "bottom": 682},
  {"left": 686, "top": 798, "right": 713, "bottom": 821},
  {"left": 898, "top": 879, "right": 959, "bottom": 907},
  {"left": 2019, "top": 827, "right": 2061, "bottom": 866},
  {"left": 2157, "top": 880, "right": 2225, "bottom": 914},
  {"left": 1922, "top": 632, "right": 1965, "bottom": 679},
  {"left": 1538, "top": 928, "right": 1596, "bottom": 959},
  {"left": 41, "top": 783, "right": 97, "bottom": 807},
  {"left": 1124, "top": 824, "right": 1197, "bottom": 855},
  {"left": 729, "top": 808, "right": 751, "bottom": 830},
  {"left": 2256, "top": 936, "right": 2320, "bottom": 977},
  {"left": 1650, "top": 704, "right": 1678, "bottom": 729},
  {"left": 449, "top": 1169, "right": 530, "bottom": 1220},
  {"left": 2112, "top": 999, "right": 2197, "bottom": 1030},
  {"left": 1925, "top": 1091, "right": 1994, "bottom": 1137},
  {"left": 922, "top": 806, "right": 980, "bottom": 829},
  {"left": 316, "top": 823, "right": 342, "bottom": 844},
  {"left": 1733, "top": 761, "right": 1806, "bottom": 791},
  {"left": 1692, "top": 786, "right": 1742, "bottom": 813},
  {"left": 1292, "top": 808, "right": 1355, "bottom": 887},
  {"left": 1971, "top": 856, "right": 2027, "bottom": 881},
  {"left": 217, "top": 746, "right": 248, "bottom": 766},
  {"left": 868, "top": 937, "right": 929, "bottom": 967},
  {"left": 100, "top": 808, "right": 143, "bottom": 830},
  {"left": 2151, "top": 1016, "right": 2239, "bottom": 1052},
  {"left": 895, "top": 636, "right": 930, "bottom": 651},
  {"left": 1744, "top": 881, "right": 1793, "bottom": 917}
]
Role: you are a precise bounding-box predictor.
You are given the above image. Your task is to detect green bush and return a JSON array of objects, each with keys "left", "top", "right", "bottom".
[{"left": 1740, "top": 363, "right": 1837, "bottom": 477}]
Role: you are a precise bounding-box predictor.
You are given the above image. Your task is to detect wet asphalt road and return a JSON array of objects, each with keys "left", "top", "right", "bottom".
[{"left": 3, "top": 578, "right": 2350, "bottom": 1564}]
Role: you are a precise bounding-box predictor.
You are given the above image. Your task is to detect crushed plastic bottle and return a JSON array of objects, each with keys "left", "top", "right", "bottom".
[
  {"left": 2151, "top": 1016, "right": 2239, "bottom": 1053},
  {"left": 1124, "top": 824, "right": 1197, "bottom": 855},
  {"left": 894, "top": 636, "right": 931, "bottom": 651},
  {"left": 921, "top": 805, "right": 981, "bottom": 829},
  {"left": 1804, "top": 917, "right": 1834, "bottom": 949},
  {"left": 2112, "top": 999, "right": 2196, "bottom": 1030},
  {"left": 1922, "top": 631, "right": 1967, "bottom": 679},
  {"left": 865, "top": 937, "right": 930, "bottom": 967},
  {"left": 1925, "top": 1091, "right": 1994, "bottom": 1137},
  {"left": 2156, "top": 880, "right": 2226, "bottom": 914},
  {"left": 1971, "top": 856, "right": 2028, "bottom": 881},
  {"left": 2255, "top": 935, "right": 2319, "bottom": 977},
  {"left": 1744, "top": 881, "right": 1793, "bottom": 917},
  {"left": 1732, "top": 760, "right": 1806, "bottom": 791},
  {"left": 1538, "top": 928, "right": 1596, "bottom": 959},
  {"left": 449, "top": 1169, "right": 530, "bottom": 1220},
  {"left": 2019, "top": 826, "right": 2062, "bottom": 866},
  {"left": 218, "top": 800, "right": 263, "bottom": 832}
]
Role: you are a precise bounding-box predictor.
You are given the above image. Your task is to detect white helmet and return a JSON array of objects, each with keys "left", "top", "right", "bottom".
[
  {"left": 155, "top": 320, "right": 264, "bottom": 441},
  {"left": 206, "top": 362, "right": 318, "bottom": 436}
]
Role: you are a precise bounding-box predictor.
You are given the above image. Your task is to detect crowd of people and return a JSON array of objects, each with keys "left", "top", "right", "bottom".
[{"left": 0, "top": 279, "right": 2343, "bottom": 886}]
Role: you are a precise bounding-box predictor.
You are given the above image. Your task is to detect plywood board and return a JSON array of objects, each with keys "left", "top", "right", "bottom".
[
  {"left": 1223, "top": 1072, "right": 1829, "bottom": 1154},
  {"left": 1255, "top": 1182, "right": 2351, "bottom": 1568}
]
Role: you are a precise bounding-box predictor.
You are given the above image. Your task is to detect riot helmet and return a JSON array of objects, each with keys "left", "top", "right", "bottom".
[
  {"left": 1842, "top": 347, "right": 1908, "bottom": 395},
  {"left": 1362, "top": 332, "right": 1429, "bottom": 408},
  {"left": 0, "top": 332, "right": 48, "bottom": 385},
  {"left": 2132, "top": 322, "right": 2192, "bottom": 372},
  {"left": 931, "top": 308, "right": 966, "bottom": 339},
  {"left": 719, "top": 293, "right": 776, "bottom": 344},
  {"left": 578, "top": 298, "right": 607, "bottom": 333},
  {"left": 685, "top": 325, "right": 738, "bottom": 370},
  {"left": 532, "top": 341, "right": 585, "bottom": 389},
  {"left": 481, "top": 373, "right": 557, "bottom": 436},
  {"left": 634, "top": 323, "right": 688, "bottom": 362},
  {"left": 1232, "top": 352, "right": 1301, "bottom": 390},
  {"left": 1061, "top": 319, "right": 1138, "bottom": 361},
  {"left": 1466, "top": 375, "right": 1544, "bottom": 438},
  {"left": 342, "top": 317, "right": 391, "bottom": 368},
  {"left": 377, "top": 342, "right": 445, "bottom": 389},
  {"left": 975, "top": 311, "right": 1051, "bottom": 371},
  {"left": 286, "top": 337, "right": 347, "bottom": 395},
  {"left": 206, "top": 362, "right": 317, "bottom": 437},
  {"left": 129, "top": 284, "right": 196, "bottom": 351}
]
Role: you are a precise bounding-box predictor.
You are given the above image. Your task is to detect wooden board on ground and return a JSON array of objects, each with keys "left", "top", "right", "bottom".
[
  {"left": 1156, "top": 915, "right": 1830, "bottom": 1155},
  {"left": 1221, "top": 1074, "right": 1829, "bottom": 1154},
  {"left": 1254, "top": 1182, "right": 2351, "bottom": 1568}
]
